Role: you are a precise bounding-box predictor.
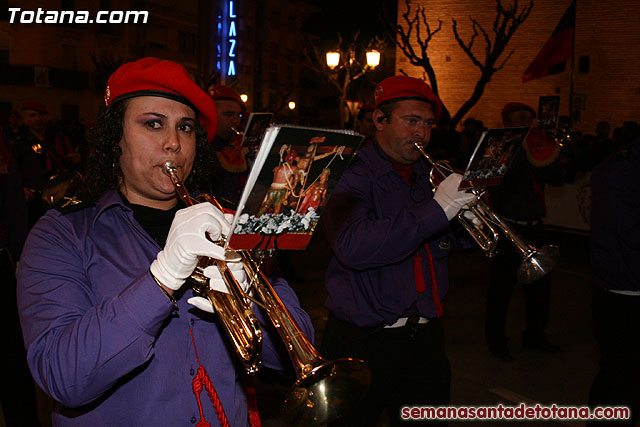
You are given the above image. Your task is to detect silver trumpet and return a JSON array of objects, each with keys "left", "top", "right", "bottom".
[
  {"left": 412, "top": 144, "right": 559, "bottom": 284},
  {"left": 162, "top": 161, "right": 370, "bottom": 424}
]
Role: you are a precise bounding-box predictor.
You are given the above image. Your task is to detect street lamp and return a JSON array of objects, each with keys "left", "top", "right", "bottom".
[
  {"left": 288, "top": 101, "right": 296, "bottom": 110},
  {"left": 324, "top": 49, "right": 380, "bottom": 70},
  {"left": 326, "top": 52, "right": 340, "bottom": 69},
  {"left": 366, "top": 50, "right": 380, "bottom": 68},
  {"left": 324, "top": 46, "right": 381, "bottom": 128},
  {"left": 240, "top": 93, "right": 248, "bottom": 103}
]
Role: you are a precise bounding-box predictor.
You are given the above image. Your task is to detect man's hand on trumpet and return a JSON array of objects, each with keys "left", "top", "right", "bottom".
[
  {"left": 433, "top": 173, "right": 476, "bottom": 221},
  {"left": 150, "top": 203, "right": 230, "bottom": 290}
]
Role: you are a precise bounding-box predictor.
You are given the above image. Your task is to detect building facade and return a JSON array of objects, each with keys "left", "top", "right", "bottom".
[
  {"left": 1, "top": 0, "right": 213, "bottom": 126},
  {"left": 395, "top": 0, "right": 640, "bottom": 133}
]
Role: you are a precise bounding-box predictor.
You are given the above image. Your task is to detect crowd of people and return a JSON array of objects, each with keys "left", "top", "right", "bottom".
[{"left": 0, "top": 57, "right": 637, "bottom": 426}]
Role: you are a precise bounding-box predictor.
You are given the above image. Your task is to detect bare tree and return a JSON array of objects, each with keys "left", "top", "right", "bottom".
[
  {"left": 451, "top": 0, "right": 533, "bottom": 125},
  {"left": 383, "top": 0, "right": 443, "bottom": 96},
  {"left": 384, "top": 0, "right": 533, "bottom": 128}
]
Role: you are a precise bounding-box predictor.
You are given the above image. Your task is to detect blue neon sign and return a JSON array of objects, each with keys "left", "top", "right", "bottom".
[{"left": 227, "top": 0, "right": 236, "bottom": 76}]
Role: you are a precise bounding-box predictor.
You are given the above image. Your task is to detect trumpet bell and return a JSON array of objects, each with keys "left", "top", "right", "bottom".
[
  {"left": 517, "top": 245, "right": 560, "bottom": 284},
  {"left": 283, "top": 358, "right": 371, "bottom": 425}
]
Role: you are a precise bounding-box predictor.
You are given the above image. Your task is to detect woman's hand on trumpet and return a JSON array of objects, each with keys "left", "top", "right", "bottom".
[
  {"left": 433, "top": 173, "right": 476, "bottom": 221},
  {"left": 187, "top": 252, "right": 251, "bottom": 313},
  {"left": 150, "top": 203, "right": 230, "bottom": 291}
]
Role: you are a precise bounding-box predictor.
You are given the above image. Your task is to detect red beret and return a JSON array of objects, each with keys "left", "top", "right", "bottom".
[
  {"left": 502, "top": 102, "right": 536, "bottom": 119},
  {"left": 105, "top": 57, "right": 218, "bottom": 142},
  {"left": 22, "top": 101, "right": 48, "bottom": 114},
  {"left": 374, "top": 75, "right": 442, "bottom": 121},
  {"left": 210, "top": 85, "right": 246, "bottom": 111}
]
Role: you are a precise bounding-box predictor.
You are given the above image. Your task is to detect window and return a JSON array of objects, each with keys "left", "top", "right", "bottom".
[
  {"left": 179, "top": 32, "right": 196, "bottom": 55},
  {"left": 578, "top": 56, "right": 590, "bottom": 73},
  {"left": 271, "top": 9, "right": 281, "bottom": 27},
  {"left": 62, "top": 45, "right": 77, "bottom": 69}
]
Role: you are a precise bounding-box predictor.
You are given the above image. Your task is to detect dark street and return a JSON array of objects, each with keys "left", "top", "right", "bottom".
[{"left": 257, "top": 229, "right": 596, "bottom": 426}]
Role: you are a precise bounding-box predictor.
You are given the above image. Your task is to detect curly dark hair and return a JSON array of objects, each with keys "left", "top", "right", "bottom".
[{"left": 87, "top": 98, "right": 214, "bottom": 198}]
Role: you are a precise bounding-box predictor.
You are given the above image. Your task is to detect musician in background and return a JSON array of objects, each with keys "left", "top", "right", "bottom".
[
  {"left": 17, "top": 58, "right": 313, "bottom": 427},
  {"left": 209, "top": 85, "right": 249, "bottom": 209},
  {"left": 484, "top": 102, "right": 564, "bottom": 361},
  {"left": 355, "top": 103, "right": 376, "bottom": 147},
  {"left": 588, "top": 136, "right": 639, "bottom": 426},
  {"left": 11, "top": 102, "right": 71, "bottom": 227},
  {"left": 321, "top": 75, "right": 475, "bottom": 425}
]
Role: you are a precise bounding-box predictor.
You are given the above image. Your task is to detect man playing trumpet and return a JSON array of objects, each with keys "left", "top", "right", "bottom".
[{"left": 321, "top": 76, "right": 475, "bottom": 425}]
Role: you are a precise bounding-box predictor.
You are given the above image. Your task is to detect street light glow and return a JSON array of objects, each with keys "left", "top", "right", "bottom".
[
  {"left": 240, "top": 93, "right": 248, "bottom": 102},
  {"left": 326, "top": 51, "right": 340, "bottom": 69},
  {"left": 366, "top": 50, "right": 381, "bottom": 68},
  {"left": 288, "top": 101, "right": 296, "bottom": 110}
]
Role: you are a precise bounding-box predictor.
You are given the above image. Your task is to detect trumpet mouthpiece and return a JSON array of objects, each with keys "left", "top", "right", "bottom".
[{"left": 163, "top": 161, "right": 177, "bottom": 175}]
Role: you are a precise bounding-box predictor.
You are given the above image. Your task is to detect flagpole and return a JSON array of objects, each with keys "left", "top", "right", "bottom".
[{"left": 568, "top": 0, "right": 576, "bottom": 126}]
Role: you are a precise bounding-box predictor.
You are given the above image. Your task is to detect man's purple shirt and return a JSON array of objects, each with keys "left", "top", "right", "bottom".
[{"left": 323, "top": 141, "right": 452, "bottom": 327}]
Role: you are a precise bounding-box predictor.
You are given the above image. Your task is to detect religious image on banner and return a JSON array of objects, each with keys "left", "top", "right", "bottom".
[
  {"left": 537, "top": 96, "right": 560, "bottom": 127},
  {"left": 226, "top": 125, "right": 364, "bottom": 250},
  {"left": 460, "top": 127, "right": 531, "bottom": 189}
]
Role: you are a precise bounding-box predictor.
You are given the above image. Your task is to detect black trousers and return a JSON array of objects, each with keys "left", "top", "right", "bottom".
[
  {"left": 0, "top": 249, "right": 41, "bottom": 426},
  {"left": 321, "top": 313, "right": 451, "bottom": 426},
  {"left": 485, "top": 222, "right": 552, "bottom": 349},
  {"left": 587, "top": 286, "right": 640, "bottom": 426}
]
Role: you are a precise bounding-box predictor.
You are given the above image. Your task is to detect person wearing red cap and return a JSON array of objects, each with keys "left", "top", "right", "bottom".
[
  {"left": 321, "top": 75, "right": 475, "bottom": 425},
  {"left": 17, "top": 58, "right": 313, "bottom": 427},
  {"left": 484, "top": 102, "right": 564, "bottom": 361},
  {"left": 209, "top": 85, "right": 249, "bottom": 209}
]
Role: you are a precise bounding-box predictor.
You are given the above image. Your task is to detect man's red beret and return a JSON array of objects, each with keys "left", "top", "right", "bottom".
[
  {"left": 210, "top": 85, "right": 246, "bottom": 111},
  {"left": 105, "top": 57, "right": 218, "bottom": 142},
  {"left": 22, "top": 101, "right": 48, "bottom": 114},
  {"left": 501, "top": 102, "right": 536, "bottom": 119},
  {"left": 374, "top": 75, "right": 442, "bottom": 121}
]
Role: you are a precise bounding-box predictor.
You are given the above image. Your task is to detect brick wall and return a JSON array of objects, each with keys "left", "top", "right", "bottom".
[{"left": 395, "top": 0, "right": 640, "bottom": 133}]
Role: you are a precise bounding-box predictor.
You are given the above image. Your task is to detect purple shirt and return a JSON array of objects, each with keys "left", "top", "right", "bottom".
[
  {"left": 17, "top": 189, "right": 314, "bottom": 426},
  {"left": 323, "top": 141, "right": 452, "bottom": 327},
  {"left": 590, "top": 138, "right": 640, "bottom": 292}
]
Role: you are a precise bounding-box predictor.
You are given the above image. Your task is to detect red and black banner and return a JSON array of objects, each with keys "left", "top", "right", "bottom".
[{"left": 522, "top": 1, "right": 576, "bottom": 83}]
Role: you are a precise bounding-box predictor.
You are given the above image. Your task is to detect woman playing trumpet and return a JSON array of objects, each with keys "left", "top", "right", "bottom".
[{"left": 17, "top": 58, "right": 313, "bottom": 427}]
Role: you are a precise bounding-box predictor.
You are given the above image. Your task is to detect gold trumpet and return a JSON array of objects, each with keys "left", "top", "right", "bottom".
[
  {"left": 412, "top": 145, "right": 559, "bottom": 284},
  {"left": 163, "top": 161, "right": 370, "bottom": 424}
]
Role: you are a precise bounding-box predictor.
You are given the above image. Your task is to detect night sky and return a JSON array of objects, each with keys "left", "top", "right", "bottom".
[{"left": 304, "top": 0, "right": 397, "bottom": 40}]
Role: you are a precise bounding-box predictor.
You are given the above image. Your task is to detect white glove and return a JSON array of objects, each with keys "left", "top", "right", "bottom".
[
  {"left": 433, "top": 173, "right": 476, "bottom": 221},
  {"left": 187, "top": 252, "right": 251, "bottom": 314},
  {"left": 150, "top": 203, "right": 230, "bottom": 290},
  {"left": 462, "top": 209, "right": 482, "bottom": 227}
]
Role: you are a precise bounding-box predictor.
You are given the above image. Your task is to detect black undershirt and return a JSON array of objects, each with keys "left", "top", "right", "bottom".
[{"left": 119, "top": 191, "right": 183, "bottom": 247}]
